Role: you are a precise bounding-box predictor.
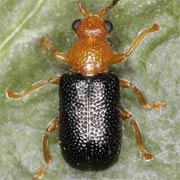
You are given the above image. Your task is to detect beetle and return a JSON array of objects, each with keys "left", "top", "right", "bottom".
[{"left": 5, "top": 0, "right": 166, "bottom": 179}]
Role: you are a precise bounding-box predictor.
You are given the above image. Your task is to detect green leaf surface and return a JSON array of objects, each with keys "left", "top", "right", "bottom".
[{"left": 0, "top": 0, "right": 180, "bottom": 180}]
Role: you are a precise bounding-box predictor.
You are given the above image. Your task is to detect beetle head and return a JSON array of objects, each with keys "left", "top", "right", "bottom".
[{"left": 72, "top": 0, "right": 119, "bottom": 40}]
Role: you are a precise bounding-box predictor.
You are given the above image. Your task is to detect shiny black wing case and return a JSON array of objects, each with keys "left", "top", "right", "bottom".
[{"left": 59, "top": 73, "right": 121, "bottom": 170}]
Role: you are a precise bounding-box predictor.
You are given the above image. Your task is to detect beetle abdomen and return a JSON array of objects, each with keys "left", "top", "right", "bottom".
[{"left": 59, "top": 73, "right": 121, "bottom": 170}]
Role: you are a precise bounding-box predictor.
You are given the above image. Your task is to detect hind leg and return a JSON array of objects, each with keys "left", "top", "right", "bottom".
[
  {"left": 33, "top": 116, "right": 59, "bottom": 180},
  {"left": 120, "top": 107, "right": 154, "bottom": 160}
]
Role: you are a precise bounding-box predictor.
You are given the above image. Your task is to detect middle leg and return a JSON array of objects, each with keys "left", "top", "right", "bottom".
[
  {"left": 120, "top": 79, "right": 166, "bottom": 109},
  {"left": 5, "top": 77, "right": 59, "bottom": 99}
]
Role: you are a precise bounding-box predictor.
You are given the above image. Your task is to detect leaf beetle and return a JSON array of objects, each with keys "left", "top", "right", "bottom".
[{"left": 5, "top": 0, "right": 166, "bottom": 179}]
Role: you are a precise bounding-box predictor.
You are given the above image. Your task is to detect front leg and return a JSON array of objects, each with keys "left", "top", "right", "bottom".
[
  {"left": 120, "top": 79, "right": 166, "bottom": 109},
  {"left": 5, "top": 77, "right": 59, "bottom": 99},
  {"left": 40, "top": 38, "right": 69, "bottom": 63},
  {"left": 110, "top": 23, "right": 160, "bottom": 64}
]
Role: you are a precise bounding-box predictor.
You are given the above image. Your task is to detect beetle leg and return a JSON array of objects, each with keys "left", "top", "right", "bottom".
[
  {"left": 5, "top": 77, "right": 59, "bottom": 99},
  {"left": 110, "top": 23, "right": 160, "bottom": 64},
  {"left": 120, "top": 79, "right": 166, "bottom": 109},
  {"left": 120, "top": 107, "right": 154, "bottom": 160},
  {"left": 33, "top": 116, "right": 59, "bottom": 180},
  {"left": 40, "top": 38, "right": 69, "bottom": 63}
]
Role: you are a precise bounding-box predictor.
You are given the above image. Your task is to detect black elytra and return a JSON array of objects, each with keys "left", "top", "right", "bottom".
[{"left": 59, "top": 73, "right": 122, "bottom": 170}]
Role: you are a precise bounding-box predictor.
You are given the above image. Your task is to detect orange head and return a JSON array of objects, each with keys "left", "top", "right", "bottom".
[
  {"left": 66, "top": 0, "right": 119, "bottom": 76},
  {"left": 72, "top": 0, "right": 119, "bottom": 40}
]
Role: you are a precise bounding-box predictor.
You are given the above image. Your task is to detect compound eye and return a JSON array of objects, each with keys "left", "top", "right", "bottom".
[
  {"left": 104, "top": 20, "right": 113, "bottom": 33},
  {"left": 72, "top": 19, "right": 81, "bottom": 31}
]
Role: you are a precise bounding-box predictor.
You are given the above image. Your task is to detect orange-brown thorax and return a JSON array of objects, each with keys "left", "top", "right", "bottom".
[{"left": 66, "top": 15, "right": 114, "bottom": 76}]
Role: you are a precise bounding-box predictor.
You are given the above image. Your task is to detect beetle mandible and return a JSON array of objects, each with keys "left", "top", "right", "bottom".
[{"left": 5, "top": 0, "right": 166, "bottom": 179}]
